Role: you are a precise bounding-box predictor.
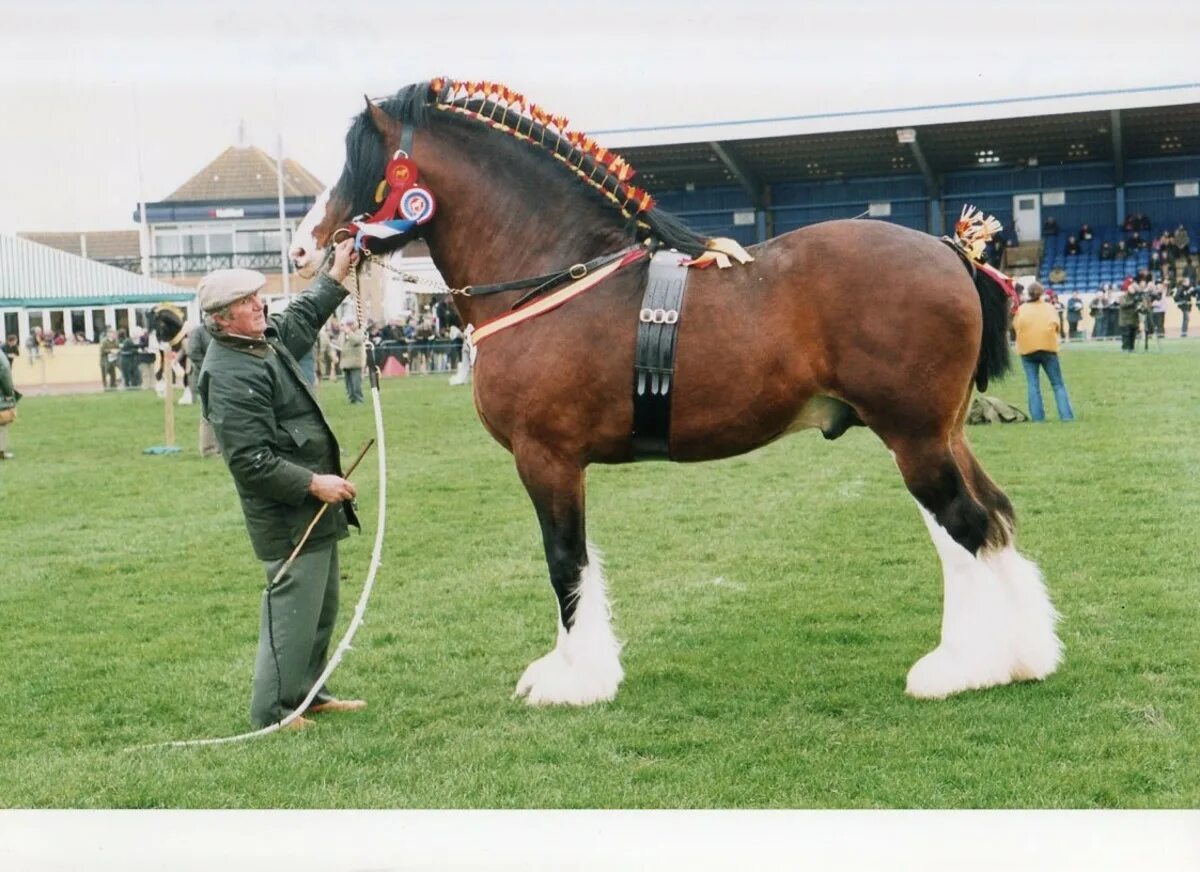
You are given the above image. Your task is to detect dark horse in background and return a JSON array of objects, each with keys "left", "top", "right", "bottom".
[
  {"left": 149, "top": 303, "right": 192, "bottom": 405},
  {"left": 290, "top": 80, "right": 1062, "bottom": 704}
]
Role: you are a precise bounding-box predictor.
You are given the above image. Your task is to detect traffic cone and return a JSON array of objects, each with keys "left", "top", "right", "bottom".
[{"left": 381, "top": 356, "right": 407, "bottom": 377}]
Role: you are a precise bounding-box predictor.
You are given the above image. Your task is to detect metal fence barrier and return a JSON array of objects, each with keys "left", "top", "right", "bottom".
[{"left": 367, "top": 340, "right": 465, "bottom": 375}]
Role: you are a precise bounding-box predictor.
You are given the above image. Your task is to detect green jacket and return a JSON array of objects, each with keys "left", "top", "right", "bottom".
[
  {"left": 198, "top": 274, "right": 358, "bottom": 560},
  {"left": 339, "top": 330, "right": 367, "bottom": 369},
  {"left": 1118, "top": 293, "right": 1140, "bottom": 328},
  {"left": 0, "top": 350, "right": 19, "bottom": 411},
  {"left": 99, "top": 337, "right": 120, "bottom": 364}
]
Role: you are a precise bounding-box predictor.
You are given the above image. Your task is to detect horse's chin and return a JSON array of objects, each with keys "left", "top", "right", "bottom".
[{"left": 292, "top": 260, "right": 320, "bottom": 280}]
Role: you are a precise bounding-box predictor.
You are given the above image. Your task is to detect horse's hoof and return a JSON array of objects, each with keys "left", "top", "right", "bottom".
[
  {"left": 1010, "top": 640, "right": 1063, "bottom": 683},
  {"left": 905, "top": 645, "right": 1012, "bottom": 700},
  {"left": 513, "top": 649, "right": 621, "bottom": 706}
]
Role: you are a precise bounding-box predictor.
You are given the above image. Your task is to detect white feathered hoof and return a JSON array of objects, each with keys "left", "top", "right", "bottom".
[
  {"left": 514, "top": 647, "right": 623, "bottom": 706},
  {"left": 985, "top": 546, "right": 1064, "bottom": 682},
  {"left": 905, "top": 644, "right": 1016, "bottom": 700}
]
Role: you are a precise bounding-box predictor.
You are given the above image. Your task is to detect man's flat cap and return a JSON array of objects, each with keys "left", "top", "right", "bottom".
[{"left": 198, "top": 269, "right": 266, "bottom": 313}]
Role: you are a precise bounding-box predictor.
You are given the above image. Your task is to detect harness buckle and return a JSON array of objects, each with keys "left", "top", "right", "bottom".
[{"left": 569, "top": 263, "right": 588, "bottom": 280}]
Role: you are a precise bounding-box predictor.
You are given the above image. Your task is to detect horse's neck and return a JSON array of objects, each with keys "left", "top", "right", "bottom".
[{"left": 419, "top": 130, "right": 628, "bottom": 322}]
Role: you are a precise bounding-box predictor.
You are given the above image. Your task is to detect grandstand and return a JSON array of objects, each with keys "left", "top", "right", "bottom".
[{"left": 600, "top": 86, "right": 1200, "bottom": 298}]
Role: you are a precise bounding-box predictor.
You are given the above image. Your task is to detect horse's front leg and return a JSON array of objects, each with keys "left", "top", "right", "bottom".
[{"left": 512, "top": 444, "right": 623, "bottom": 706}]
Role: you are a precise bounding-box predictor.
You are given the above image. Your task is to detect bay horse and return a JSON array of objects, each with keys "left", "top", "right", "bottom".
[{"left": 290, "top": 79, "right": 1062, "bottom": 704}]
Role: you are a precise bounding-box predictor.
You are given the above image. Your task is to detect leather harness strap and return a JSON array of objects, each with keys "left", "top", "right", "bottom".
[
  {"left": 632, "top": 250, "right": 691, "bottom": 459},
  {"left": 469, "top": 247, "right": 637, "bottom": 303}
]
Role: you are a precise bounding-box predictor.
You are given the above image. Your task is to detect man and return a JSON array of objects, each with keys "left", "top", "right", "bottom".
[
  {"left": 339, "top": 320, "right": 366, "bottom": 404},
  {"left": 1066, "top": 291, "right": 1084, "bottom": 340},
  {"left": 316, "top": 323, "right": 333, "bottom": 382},
  {"left": 1011, "top": 282, "right": 1075, "bottom": 422},
  {"left": 118, "top": 329, "right": 141, "bottom": 389},
  {"left": 186, "top": 321, "right": 220, "bottom": 458},
  {"left": 1172, "top": 224, "right": 1192, "bottom": 265},
  {"left": 1117, "top": 284, "right": 1140, "bottom": 352},
  {"left": 99, "top": 329, "right": 120, "bottom": 390},
  {"left": 0, "top": 346, "right": 19, "bottom": 460},
  {"left": 196, "top": 239, "right": 367, "bottom": 731},
  {"left": 1173, "top": 279, "right": 1193, "bottom": 338}
]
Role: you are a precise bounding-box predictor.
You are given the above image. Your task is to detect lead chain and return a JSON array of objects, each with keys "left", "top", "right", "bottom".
[{"left": 363, "top": 251, "right": 470, "bottom": 297}]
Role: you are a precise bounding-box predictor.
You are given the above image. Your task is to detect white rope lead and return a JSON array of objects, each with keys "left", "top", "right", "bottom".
[{"left": 137, "top": 386, "right": 388, "bottom": 753}]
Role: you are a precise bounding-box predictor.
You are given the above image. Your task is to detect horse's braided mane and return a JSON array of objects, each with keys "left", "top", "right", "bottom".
[{"left": 347, "top": 78, "right": 710, "bottom": 258}]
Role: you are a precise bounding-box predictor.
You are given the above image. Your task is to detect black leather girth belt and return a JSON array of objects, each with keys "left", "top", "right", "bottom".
[{"left": 632, "top": 250, "right": 691, "bottom": 459}]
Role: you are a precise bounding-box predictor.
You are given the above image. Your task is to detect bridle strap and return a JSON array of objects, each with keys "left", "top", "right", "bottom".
[
  {"left": 469, "top": 247, "right": 642, "bottom": 306},
  {"left": 399, "top": 124, "right": 414, "bottom": 158}
]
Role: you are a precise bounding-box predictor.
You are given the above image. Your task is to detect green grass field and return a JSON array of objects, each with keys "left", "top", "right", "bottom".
[{"left": 1, "top": 340, "right": 1198, "bottom": 809}]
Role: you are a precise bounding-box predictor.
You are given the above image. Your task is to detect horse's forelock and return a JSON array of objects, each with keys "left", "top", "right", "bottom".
[{"left": 335, "top": 82, "right": 436, "bottom": 219}]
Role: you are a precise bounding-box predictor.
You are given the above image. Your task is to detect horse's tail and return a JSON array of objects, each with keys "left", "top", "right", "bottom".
[{"left": 970, "top": 267, "right": 1012, "bottom": 393}]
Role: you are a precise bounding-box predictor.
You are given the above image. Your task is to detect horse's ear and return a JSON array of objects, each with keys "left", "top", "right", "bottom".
[{"left": 364, "top": 96, "right": 393, "bottom": 134}]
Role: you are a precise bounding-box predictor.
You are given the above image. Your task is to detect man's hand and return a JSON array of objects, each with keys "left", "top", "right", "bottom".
[
  {"left": 309, "top": 473, "right": 357, "bottom": 504},
  {"left": 327, "top": 238, "right": 360, "bottom": 284}
]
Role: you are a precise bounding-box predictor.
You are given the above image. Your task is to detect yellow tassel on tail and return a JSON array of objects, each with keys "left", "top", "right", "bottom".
[{"left": 955, "top": 205, "right": 1003, "bottom": 263}]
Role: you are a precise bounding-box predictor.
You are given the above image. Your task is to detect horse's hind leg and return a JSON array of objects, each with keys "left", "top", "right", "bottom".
[
  {"left": 889, "top": 434, "right": 1060, "bottom": 699},
  {"left": 511, "top": 444, "right": 623, "bottom": 705},
  {"left": 953, "top": 435, "right": 1062, "bottom": 684}
]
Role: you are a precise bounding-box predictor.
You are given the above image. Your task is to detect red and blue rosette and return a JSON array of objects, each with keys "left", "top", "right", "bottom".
[{"left": 399, "top": 186, "right": 436, "bottom": 225}]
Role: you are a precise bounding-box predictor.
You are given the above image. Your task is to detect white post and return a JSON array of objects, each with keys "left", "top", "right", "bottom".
[
  {"left": 164, "top": 348, "right": 176, "bottom": 446},
  {"left": 133, "top": 86, "right": 152, "bottom": 278},
  {"left": 275, "top": 132, "right": 291, "bottom": 297}
]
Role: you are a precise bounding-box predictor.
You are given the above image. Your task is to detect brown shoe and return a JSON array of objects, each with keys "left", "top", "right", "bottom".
[
  {"left": 308, "top": 699, "right": 367, "bottom": 714},
  {"left": 281, "top": 715, "right": 316, "bottom": 732}
]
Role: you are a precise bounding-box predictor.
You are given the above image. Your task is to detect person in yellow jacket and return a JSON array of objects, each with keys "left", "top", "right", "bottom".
[{"left": 1012, "top": 282, "right": 1075, "bottom": 422}]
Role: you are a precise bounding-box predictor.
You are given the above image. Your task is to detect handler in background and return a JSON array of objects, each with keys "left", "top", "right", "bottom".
[
  {"left": 197, "top": 239, "right": 367, "bottom": 731},
  {"left": 186, "top": 321, "right": 221, "bottom": 458},
  {"left": 1012, "top": 281, "right": 1075, "bottom": 423},
  {"left": 0, "top": 347, "right": 20, "bottom": 459}
]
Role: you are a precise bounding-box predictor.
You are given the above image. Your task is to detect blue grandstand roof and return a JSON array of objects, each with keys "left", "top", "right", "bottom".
[{"left": 599, "top": 82, "right": 1200, "bottom": 147}]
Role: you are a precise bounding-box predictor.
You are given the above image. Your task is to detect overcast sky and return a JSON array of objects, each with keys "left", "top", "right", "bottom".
[{"left": 1, "top": 0, "right": 1196, "bottom": 235}]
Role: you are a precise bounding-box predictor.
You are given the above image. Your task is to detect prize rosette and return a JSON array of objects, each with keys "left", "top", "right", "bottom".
[{"left": 400, "top": 186, "right": 436, "bottom": 225}]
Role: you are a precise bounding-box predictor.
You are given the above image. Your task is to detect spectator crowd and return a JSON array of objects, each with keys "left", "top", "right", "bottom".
[{"left": 1010, "top": 211, "right": 1200, "bottom": 344}]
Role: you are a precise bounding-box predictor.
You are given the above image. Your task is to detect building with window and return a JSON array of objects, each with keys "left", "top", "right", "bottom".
[{"left": 138, "top": 145, "right": 325, "bottom": 295}]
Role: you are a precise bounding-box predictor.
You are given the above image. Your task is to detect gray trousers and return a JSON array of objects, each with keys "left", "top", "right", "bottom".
[
  {"left": 251, "top": 542, "right": 340, "bottom": 727},
  {"left": 344, "top": 367, "right": 363, "bottom": 403}
]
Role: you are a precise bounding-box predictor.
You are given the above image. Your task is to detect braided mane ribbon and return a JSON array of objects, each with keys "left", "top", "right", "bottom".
[{"left": 134, "top": 265, "right": 388, "bottom": 751}]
